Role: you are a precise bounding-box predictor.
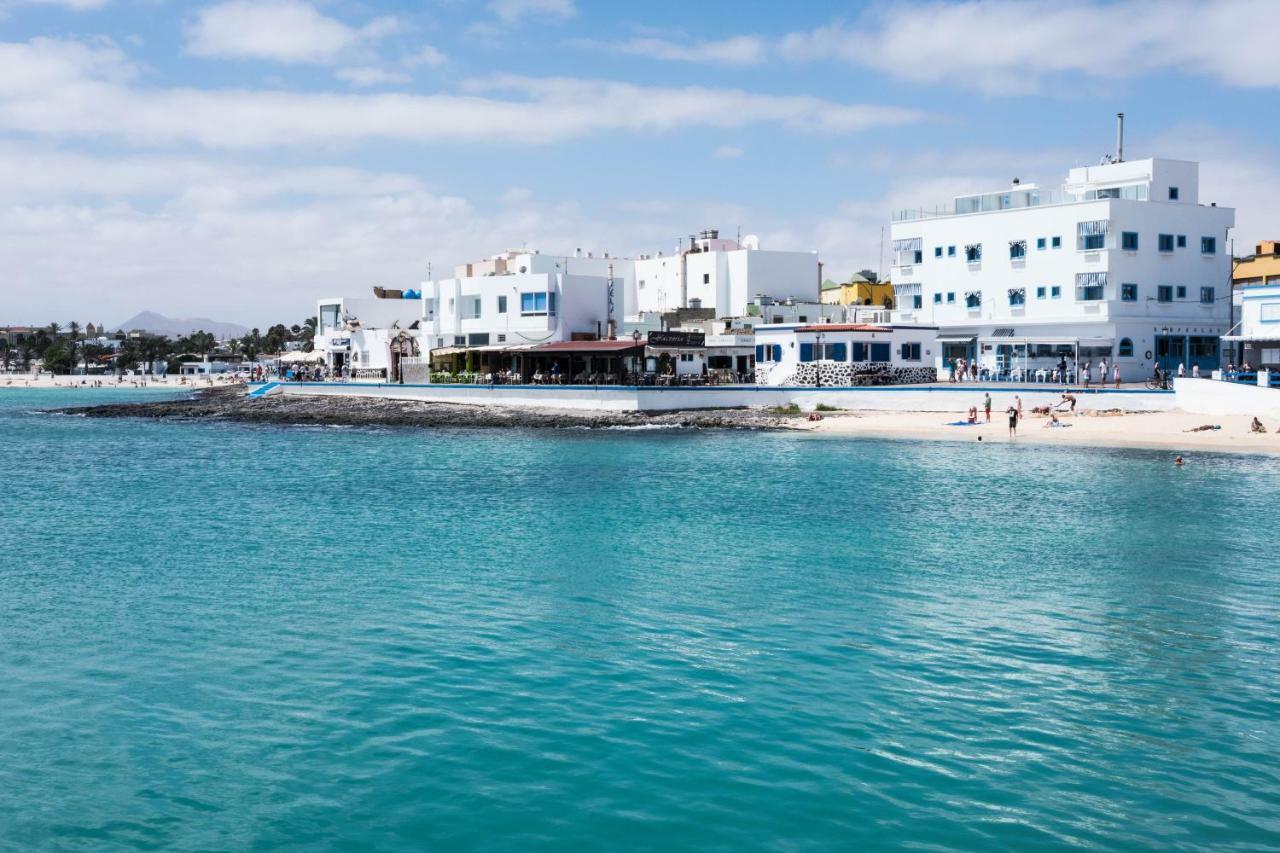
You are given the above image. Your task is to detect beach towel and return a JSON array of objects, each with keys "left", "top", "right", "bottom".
[{"left": 946, "top": 421, "right": 980, "bottom": 426}]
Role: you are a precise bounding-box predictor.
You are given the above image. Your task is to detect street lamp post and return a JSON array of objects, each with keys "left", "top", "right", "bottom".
[
  {"left": 815, "top": 332, "right": 825, "bottom": 389},
  {"left": 1160, "top": 326, "right": 1170, "bottom": 388}
]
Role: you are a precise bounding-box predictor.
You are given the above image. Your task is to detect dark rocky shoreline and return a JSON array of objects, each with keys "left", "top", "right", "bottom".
[{"left": 55, "top": 386, "right": 794, "bottom": 431}]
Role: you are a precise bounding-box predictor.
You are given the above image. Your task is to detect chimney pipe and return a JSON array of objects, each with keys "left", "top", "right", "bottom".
[{"left": 1115, "top": 112, "right": 1125, "bottom": 163}]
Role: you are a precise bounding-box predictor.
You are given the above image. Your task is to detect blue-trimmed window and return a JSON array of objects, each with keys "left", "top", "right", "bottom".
[
  {"left": 521, "top": 292, "right": 551, "bottom": 315},
  {"left": 965, "top": 292, "right": 982, "bottom": 308},
  {"left": 1119, "top": 338, "right": 1134, "bottom": 357},
  {"left": 1177, "top": 235, "right": 1187, "bottom": 248},
  {"left": 871, "top": 342, "right": 891, "bottom": 362},
  {"left": 755, "top": 344, "right": 764, "bottom": 362},
  {"left": 1121, "top": 283, "right": 1137, "bottom": 301},
  {"left": 852, "top": 342, "right": 867, "bottom": 361},
  {"left": 946, "top": 292, "right": 956, "bottom": 303},
  {"left": 1051, "top": 286, "right": 1061, "bottom": 299},
  {"left": 900, "top": 342, "right": 921, "bottom": 361},
  {"left": 912, "top": 295, "right": 923, "bottom": 309},
  {"left": 1158, "top": 285, "right": 1173, "bottom": 302},
  {"left": 1082, "top": 234, "right": 1105, "bottom": 250},
  {"left": 773, "top": 345, "right": 781, "bottom": 362},
  {"left": 497, "top": 295, "right": 507, "bottom": 313},
  {"left": 799, "top": 342, "right": 814, "bottom": 362},
  {"left": 831, "top": 342, "right": 848, "bottom": 362},
  {"left": 1010, "top": 241, "right": 1026, "bottom": 259},
  {"left": 947, "top": 245, "right": 956, "bottom": 257},
  {"left": 934, "top": 246, "right": 943, "bottom": 258},
  {"left": 1036, "top": 237, "right": 1047, "bottom": 250},
  {"left": 1121, "top": 231, "right": 1139, "bottom": 250},
  {"left": 965, "top": 244, "right": 982, "bottom": 262},
  {"left": 1201, "top": 286, "right": 1215, "bottom": 304},
  {"left": 1051, "top": 236, "right": 1062, "bottom": 249},
  {"left": 1176, "top": 285, "right": 1187, "bottom": 299},
  {"left": 1201, "top": 236, "right": 1217, "bottom": 254},
  {"left": 913, "top": 249, "right": 923, "bottom": 263},
  {"left": 933, "top": 293, "right": 942, "bottom": 304},
  {"left": 1036, "top": 286, "right": 1047, "bottom": 299},
  {"left": 1169, "top": 186, "right": 1179, "bottom": 200},
  {"left": 1009, "top": 288, "right": 1026, "bottom": 306},
  {"left": 1158, "top": 234, "right": 1174, "bottom": 252}
]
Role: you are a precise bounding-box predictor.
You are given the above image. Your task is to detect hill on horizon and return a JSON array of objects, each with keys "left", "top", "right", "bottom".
[{"left": 114, "top": 311, "right": 250, "bottom": 340}]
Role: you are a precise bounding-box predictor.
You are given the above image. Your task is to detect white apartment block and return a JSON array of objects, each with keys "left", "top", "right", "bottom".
[
  {"left": 315, "top": 295, "right": 424, "bottom": 377},
  {"left": 419, "top": 271, "right": 617, "bottom": 353},
  {"left": 890, "top": 156, "right": 1234, "bottom": 381},
  {"left": 631, "top": 230, "right": 819, "bottom": 318}
]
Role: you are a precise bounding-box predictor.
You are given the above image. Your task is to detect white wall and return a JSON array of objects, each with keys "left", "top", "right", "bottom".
[
  {"left": 632, "top": 247, "right": 818, "bottom": 317},
  {"left": 277, "top": 381, "right": 1176, "bottom": 413},
  {"left": 1174, "top": 377, "right": 1280, "bottom": 417},
  {"left": 421, "top": 272, "right": 613, "bottom": 350}
]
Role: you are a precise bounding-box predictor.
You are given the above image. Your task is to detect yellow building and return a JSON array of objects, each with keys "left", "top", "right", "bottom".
[
  {"left": 1234, "top": 240, "right": 1280, "bottom": 288},
  {"left": 820, "top": 273, "right": 895, "bottom": 307}
]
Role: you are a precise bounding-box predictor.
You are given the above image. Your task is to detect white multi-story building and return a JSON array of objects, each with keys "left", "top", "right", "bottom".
[
  {"left": 315, "top": 294, "right": 424, "bottom": 378},
  {"left": 631, "top": 230, "right": 819, "bottom": 318},
  {"left": 419, "top": 270, "right": 617, "bottom": 353},
  {"left": 890, "top": 156, "right": 1234, "bottom": 380}
]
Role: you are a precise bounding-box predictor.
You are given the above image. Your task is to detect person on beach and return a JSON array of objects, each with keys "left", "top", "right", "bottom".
[
  {"left": 1007, "top": 404, "right": 1018, "bottom": 437},
  {"left": 1251, "top": 417, "right": 1267, "bottom": 434},
  {"left": 1058, "top": 393, "right": 1077, "bottom": 413},
  {"left": 1015, "top": 395, "right": 1023, "bottom": 422},
  {"left": 948, "top": 358, "right": 956, "bottom": 383},
  {"left": 1058, "top": 355, "right": 1068, "bottom": 384},
  {"left": 1192, "top": 364, "right": 1201, "bottom": 378},
  {"left": 984, "top": 393, "right": 992, "bottom": 423},
  {"left": 971, "top": 361, "right": 979, "bottom": 382},
  {"left": 1082, "top": 361, "right": 1091, "bottom": 388},
  {"left": 967, "top": 405, "right": 978, "bottom": 424}
]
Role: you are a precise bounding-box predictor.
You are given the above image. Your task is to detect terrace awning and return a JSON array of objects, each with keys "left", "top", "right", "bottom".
[
  {"left": 1221, "top": 334, "right": 1280, "bottom": 342},
  {"left": 936, "top": 335, "right": 977, "bottom": 344}
]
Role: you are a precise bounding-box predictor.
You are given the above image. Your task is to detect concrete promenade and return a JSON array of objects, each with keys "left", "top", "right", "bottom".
[{"left": 263, "top": 380, "right": 1177, "bottom": 413}]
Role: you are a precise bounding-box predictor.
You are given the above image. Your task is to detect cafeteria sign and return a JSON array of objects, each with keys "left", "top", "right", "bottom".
[
  {"left": 647, "top": 330, "right": 705, "bottom": 347},
  {"left": 330, "top": 337, "right": 351, "bottom": 348}
]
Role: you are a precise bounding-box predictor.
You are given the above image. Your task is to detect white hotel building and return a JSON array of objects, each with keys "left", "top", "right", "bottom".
[{"left": 890, "top": 157, "right": 1234, "bottom": 381}]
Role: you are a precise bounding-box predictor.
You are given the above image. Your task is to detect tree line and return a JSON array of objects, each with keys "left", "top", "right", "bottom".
[{"left": 0, "top": 319, "right": 317, "bottom": 374}]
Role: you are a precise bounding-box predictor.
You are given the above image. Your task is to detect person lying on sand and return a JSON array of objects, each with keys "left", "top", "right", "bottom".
[
  {"left": 1043, "top": 414, "right": 1072, "bottom": 428},
  {"left": 1183, "top": 424, "right": 1221, "bottom": 433},
  {"left": 1030, "top": 404, "right": 1052, "bottom": 416},
  {"left": 1251, "top": 417, "right": 1267, "bottom": 434}
]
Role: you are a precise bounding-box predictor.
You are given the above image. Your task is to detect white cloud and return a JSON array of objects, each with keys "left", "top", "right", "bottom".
[
  {"left": 577, "top": 35, "right": 765, "bottom": 65},
  {"left": 712, "top": 145, "right": 743, "bottom": 159},
  {"left": 185, "top": 0, "right": 398, "bottom": 64},
  {"left": 403, "top": 45, "right": 446, "bottom": 69},
  {"left": 0, "top": 38, "right": 932, "bottom": 148},
  {"left": 489, "top": 0, "right": 575, "bottom": 25},
  {"left": 335, "top": 66, "right": 410, "bottom": 87},
  {"left": 781, "top": 0, "right": 1280, "bottom": 95}
]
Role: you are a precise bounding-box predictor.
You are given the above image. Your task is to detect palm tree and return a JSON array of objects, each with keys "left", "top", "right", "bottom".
[
  {"left": 67, "top": 321, "right": 81, "bottom": 375},
  {"left": 0, "top": 338, "right": 9, "bottom": 373}
]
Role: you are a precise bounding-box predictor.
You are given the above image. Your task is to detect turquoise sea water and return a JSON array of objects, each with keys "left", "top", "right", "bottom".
[{"left": 2, "top": 389, "right": 1279, "bottom": 850}]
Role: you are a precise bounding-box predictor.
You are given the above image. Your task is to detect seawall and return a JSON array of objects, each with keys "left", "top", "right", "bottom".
[{"left": 266, "top": 382, "right": 1177, "bottom": 413}]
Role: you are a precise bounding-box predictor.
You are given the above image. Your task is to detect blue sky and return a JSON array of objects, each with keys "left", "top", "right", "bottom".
[{"left": 2, "top": 0, "right": 1277, "bottom": 327}]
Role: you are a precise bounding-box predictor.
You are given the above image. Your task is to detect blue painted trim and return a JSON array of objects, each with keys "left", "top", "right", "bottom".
[{"left": 279, "top": 381, "right": 1171, "bottom": 395}]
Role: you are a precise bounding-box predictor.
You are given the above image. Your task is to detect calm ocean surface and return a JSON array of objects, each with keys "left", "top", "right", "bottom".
[{"left": 2, "top": 389, "right": 1279, "bottom": 851}]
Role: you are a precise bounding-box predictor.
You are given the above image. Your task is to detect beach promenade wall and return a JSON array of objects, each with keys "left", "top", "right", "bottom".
[
  {"left": 272, "top": 381, "right": 1177, "bottom": 413},
  {"left": 1175, "top": 377, "right": 1280, "bottom": 417}
]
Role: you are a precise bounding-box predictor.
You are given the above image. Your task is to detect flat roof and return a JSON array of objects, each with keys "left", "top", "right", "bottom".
[
  {"left": 794, "top": 324, "right": 891, "bottom": 333},
  {"left": 531, "top": 340, "right": 644, "bottom": 353}
]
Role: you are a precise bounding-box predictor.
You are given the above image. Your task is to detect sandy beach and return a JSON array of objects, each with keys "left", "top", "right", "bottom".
[
  {"left": 0, "top": 373, "right": 243, "bottom": 390},
  {"left": 798, "top": 408, "right": 1280, "bottom": 456}
]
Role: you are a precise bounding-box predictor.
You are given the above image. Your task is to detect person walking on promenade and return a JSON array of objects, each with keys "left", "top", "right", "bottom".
[{"left": 1114, "top": 362, "right": 1121, "bottom": 388}]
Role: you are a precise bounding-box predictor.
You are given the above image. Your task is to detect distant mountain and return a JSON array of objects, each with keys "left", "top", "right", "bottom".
[{"left": 114, "top": 311, "right": 250, "bottom": 341}]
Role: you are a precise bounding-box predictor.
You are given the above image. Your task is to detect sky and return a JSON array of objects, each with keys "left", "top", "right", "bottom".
[{"left": 2, "top": 0, "right": 1279, "bottom": 328}]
